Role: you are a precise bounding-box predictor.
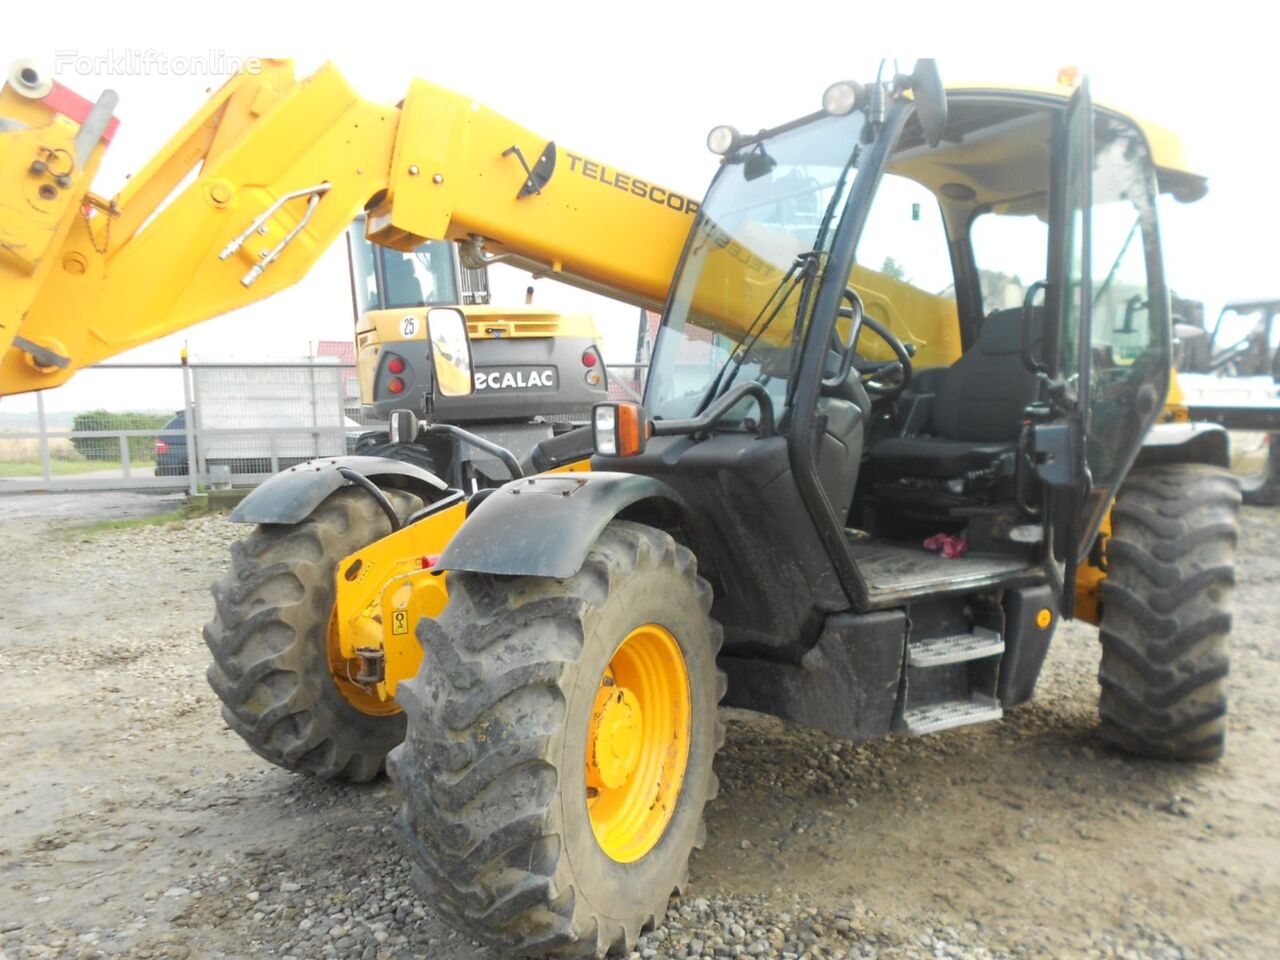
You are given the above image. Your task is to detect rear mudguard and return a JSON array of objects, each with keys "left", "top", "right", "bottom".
[
  {"left": 438, "top": 471, "right": 686, "bottom": 579},
  {"left": 229, "top": 455, "right": 449, "bottom": 525}
]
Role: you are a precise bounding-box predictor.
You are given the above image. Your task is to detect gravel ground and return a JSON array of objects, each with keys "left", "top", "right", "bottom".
[{"left": 1, "top": 505, "right": 1277, "bottom": 959}]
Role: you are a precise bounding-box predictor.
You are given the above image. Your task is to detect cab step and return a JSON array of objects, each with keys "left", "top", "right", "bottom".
[
  {"left": 902, "top": 694, "right": 1003, "bottom": 735},
  {"left": 907, "top": 626, "right": 1004, "bottom": 667}
]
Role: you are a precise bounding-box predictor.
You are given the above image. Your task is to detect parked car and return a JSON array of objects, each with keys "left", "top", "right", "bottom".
[
  {"left": 153, "top": 409, "right": 364, "bottom": 478},
  {"left": 154, "top": 410, "right": 189, "bottom": 476}
]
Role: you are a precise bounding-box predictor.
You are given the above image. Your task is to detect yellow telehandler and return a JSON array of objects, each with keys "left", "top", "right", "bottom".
[{"left": 1, "top": 57, "right": 1238, "bottom": 957}]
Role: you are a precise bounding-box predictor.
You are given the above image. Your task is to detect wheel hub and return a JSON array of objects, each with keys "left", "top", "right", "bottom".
[
  {"left": 587, "top": 683, "right": 644, "bottom": 789},
  {"left": 584, "top": 623, "right": 692, "bottom": 863}
]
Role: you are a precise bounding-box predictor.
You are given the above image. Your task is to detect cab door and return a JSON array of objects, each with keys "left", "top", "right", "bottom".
[{"left": 1039, "top": 79, "right": 1172, "bottom": 614}]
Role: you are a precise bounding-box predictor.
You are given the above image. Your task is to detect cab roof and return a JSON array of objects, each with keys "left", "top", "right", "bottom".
[
  {"left": 889, "top": 83, "right": 1207, "bottom": 214},
  {"left": 948, "top": 82, "right": 1205, "bottom": 202}
]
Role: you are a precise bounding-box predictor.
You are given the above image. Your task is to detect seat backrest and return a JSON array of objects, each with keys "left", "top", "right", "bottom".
[
  {"left": 930, "top": 307, "right": 1043, "bottom": 443},
  {"left": 814, "top": 359, "right": 871, "bottom": 522}
]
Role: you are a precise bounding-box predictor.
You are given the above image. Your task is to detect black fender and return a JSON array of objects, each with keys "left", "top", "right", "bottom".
[
  {"left": 438, "top": 471, "right": 687, "bottom": 579},
  {"left": 1133, "top": 421, "right": 1230, "bottom": 471},
  {"left": 229, "top": 455, "right": 449, "bottom": 525}
]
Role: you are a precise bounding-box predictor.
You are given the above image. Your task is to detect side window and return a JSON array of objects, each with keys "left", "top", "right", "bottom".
[
  {"left": 969, "top": 212, "right": 1049, "bottom": 314},
  {"left": 346, "top": 228, "right": 382, "bottom": 317},
  {"left": 1089, "top": 131, "right": 1158, "bottom": 370},
  {"left": 856, "top": 173, "right": 956, "bottom": 297},
  {"left": 853, "top": 172, "right": 959, "bottom": 366},
  {"left": 378, "top": 242, "right": 460, "bottom": 309}
]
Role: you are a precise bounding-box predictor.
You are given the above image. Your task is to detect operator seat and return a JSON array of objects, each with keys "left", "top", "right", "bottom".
[
  {"left": 867, "top": 307, "right": 1042, "bottom": 491},
  {"left": 813, "top": 357, "right": 872, "bottom": 523}
]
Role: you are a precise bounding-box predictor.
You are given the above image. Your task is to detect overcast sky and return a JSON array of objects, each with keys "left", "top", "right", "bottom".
[{"left": 6, "top": 0, "right": 1275, "bottom": 413}]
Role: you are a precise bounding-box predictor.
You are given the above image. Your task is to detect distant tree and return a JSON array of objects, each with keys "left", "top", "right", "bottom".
[
  {"left": 71, "top": 410, "right": 171, "bottom": 461},
  {"left": 880, "top": 256, "right": 908, "bottom": 282}
]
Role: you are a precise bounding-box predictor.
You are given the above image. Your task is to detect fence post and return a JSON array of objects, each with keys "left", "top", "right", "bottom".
[
  {"left": 181, "top": 350, "right": 198, "bottom": 496},
  {"left": 36, "top": 389, "right": 52, "bottom": 484},
  {"left": 335, "top": 365, "right": 346, "bottom": 456},
  {"left": 119, "top": 431, "right": 132, "bottom": 479},
  {"left": 192, "top": 364, "right": 209, "bottom": 488},
  {"left": 307, "top": 355, "right": 320, "bottom": 458}
]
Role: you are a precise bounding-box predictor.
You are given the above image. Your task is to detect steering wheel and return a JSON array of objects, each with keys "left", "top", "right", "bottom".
[{"left": 830, "top": 287, "right": 914, "bottom": 397}]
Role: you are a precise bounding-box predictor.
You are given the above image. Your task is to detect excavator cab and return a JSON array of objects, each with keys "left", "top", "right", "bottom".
[{"left": 344, "top": 216, "right": 609, "bottom": 432}]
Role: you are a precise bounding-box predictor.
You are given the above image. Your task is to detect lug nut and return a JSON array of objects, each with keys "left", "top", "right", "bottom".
[
  {"left": 29, "top": 160, "right": 47, "bottom": 175},
  {"left": 54, "top": 174, "right": 72, "bottom": 188}
]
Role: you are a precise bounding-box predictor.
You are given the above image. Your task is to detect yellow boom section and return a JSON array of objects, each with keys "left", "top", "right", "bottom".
[{"left": 0, "top": 59, "right": 699, "bottom": 397}]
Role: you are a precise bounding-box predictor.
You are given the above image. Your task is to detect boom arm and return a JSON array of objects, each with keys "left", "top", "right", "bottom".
[{"left": 0, "top": 59, "right": 701, "bottom": 397}]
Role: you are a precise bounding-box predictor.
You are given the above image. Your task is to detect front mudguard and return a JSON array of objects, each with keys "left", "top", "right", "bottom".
[
  {"left": 1133, "top": 421, "right": 1229, "bottom": 470},
  {"left": 229, "top": 455, "right": 450, "bottom": 525},
  {"left": 438, "top": 471, "right": 687, "bottom": 579}
]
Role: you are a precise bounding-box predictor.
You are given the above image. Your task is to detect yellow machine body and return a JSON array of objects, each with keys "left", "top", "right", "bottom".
[{"left": 331, "top": 460, "right": 591, "bottom": 705}]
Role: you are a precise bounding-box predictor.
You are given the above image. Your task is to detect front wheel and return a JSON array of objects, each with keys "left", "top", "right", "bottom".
[
  {"left": 204, "top": 485, "right": 423, "bottom": 781},
  {"left": 1098, "top": 464, "right": 1240, "bottom": 761},
  {"left": 389, "top": 520, "right": 725, "bottom": 957}
]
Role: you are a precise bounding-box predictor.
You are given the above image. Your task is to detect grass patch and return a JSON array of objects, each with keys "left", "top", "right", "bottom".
[
  {"left": 78, "top": 507, "right": 192, "bottom": 535},
  {"left": 0, "top": 459, "right": 159, "bottom": 477}
]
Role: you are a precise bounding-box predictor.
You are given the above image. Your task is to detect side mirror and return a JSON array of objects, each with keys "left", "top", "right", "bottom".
[
  {"left": 426, "top": 307, "right": 475, "bottom": 398},
  {"left": 909, "top": 59, "right": 947, "bottom": 148},
  {"left": 743, "top": 147, "right": 777, "bottom": 182},
  {"left": 388, "top": 408, "right": 420, "bottom": 444}
]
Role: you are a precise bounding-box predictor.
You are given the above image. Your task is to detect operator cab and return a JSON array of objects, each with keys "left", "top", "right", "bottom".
[{"left": 596, "top": 65, "right": 1189, "bottom": 649}]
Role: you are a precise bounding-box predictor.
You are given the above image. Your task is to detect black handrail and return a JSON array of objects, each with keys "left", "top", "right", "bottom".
[
  {"left": 422, "top": 422, "right": 524, "bottom": 479},
  {"left": 1021, "top": 281, "right": 1048, "bottom": 375},
  {"left": 651, "top": 380, "right": 776, "bottom": 439}
]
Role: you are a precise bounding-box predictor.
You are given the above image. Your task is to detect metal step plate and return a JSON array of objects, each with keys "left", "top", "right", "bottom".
[
  {"left": 903, "top": 695, "right": 1003, "bottom": 736},
  {"left": 908, "top": 627, "right": 1005, "bottom": 668}
]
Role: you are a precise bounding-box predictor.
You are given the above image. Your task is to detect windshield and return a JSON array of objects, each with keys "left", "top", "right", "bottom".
[
  {"left": 348, "top": 222, "right": 460, "bottom": 316},
  {"left": 645, "top": 111, "right": 867, "bottom": 422}
]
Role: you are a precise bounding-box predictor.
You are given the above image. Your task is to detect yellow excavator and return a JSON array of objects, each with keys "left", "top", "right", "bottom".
[
  {"left": 1, "top": 58, "right": 1239, "bottom": 957},
  {"left": 344, "top": 218, "right": 612, "bottom": 485}
]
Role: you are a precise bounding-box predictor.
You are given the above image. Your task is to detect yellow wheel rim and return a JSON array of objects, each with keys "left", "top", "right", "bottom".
[
  {"left": 586, "top": 623, "right": 691, "bottom": 863},
  {"left": 326, "top": 607, "right": 401, "bottom": 718}
]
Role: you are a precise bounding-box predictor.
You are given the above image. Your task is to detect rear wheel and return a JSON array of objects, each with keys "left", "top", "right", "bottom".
[
  {"left": 389, "top": 520, "right": 725, "bottom": 957},
  {"left": 354, "top": 433, "right": 444, "bottom": 476},
  {"left": 1098, "top": 463, "right": 1240, "bottom": 761},
  {"left": 205, "top": 485, "right": 422, "bottom": 781}
]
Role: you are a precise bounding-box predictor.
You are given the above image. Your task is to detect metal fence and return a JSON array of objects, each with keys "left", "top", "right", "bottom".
[{"left": 0, "top": 360, "right": 649, "bottom": 494}]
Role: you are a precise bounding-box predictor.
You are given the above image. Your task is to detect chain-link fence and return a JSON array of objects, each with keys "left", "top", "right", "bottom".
[{"left": 1, "top": 360, "right": 650, "bottom": 494}]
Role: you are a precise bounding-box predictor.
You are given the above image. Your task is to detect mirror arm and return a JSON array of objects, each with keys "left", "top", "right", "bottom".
[{"left": 422, "top": 422, "right": 524, "bottom": 479}]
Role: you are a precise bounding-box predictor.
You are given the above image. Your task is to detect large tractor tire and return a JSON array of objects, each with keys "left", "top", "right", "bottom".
[
  {"left": 389, "top": 520, "right": 725, "bottom": 957},
  {"left": 354, "top": 432, "right": 445, "bottom": 474},
  {"left": 1098, "top": 463, "right": 1240, "bottom": 761},
  {"left": 205, "top": 485, "right": 423, "bottom": 781}
]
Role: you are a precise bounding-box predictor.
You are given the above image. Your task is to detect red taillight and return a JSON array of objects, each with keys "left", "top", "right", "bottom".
[
  {"left": 388, "top": 377, "right": 405, "bottom": 394},
  {"left": 387, "top": 355, "right": 406, "bottom": 374},
  {"left": 155, "top": 439, "right": 169, "bottom": 455},
  {"left": 581, "top": 349, "right": 598, "bottom": 367}
]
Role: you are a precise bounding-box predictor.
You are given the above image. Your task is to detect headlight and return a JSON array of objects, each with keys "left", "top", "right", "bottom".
[
  {"left": 706, "top": 124, "right": 740, "bottom": 156},
  {"left": 592, "top": 402, "right": 648, "bottom": 458},
  {"left": 822, "top": 80, "right": 865, "bottom": 116}
]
